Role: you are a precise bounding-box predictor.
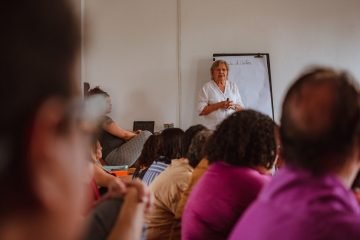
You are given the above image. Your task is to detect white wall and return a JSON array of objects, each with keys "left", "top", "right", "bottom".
[
  {"left": 84, "top": 0, "right": 178, "bottom": 131},
  {"left": 84, "top": 0, "right": 360, "bottom": 130}
]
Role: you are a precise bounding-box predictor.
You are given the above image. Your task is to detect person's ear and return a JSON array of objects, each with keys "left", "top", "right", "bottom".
[{"left": 27, "top": 98, "right": 67, "bottom": 211}]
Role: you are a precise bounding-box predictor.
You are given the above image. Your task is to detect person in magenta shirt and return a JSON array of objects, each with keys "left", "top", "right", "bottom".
[
  {"left": 230, "top": 68, "right": 360, "bottom": 240},
  {"left": 182, "top": 110, "right": 279, "bottom": 239}
]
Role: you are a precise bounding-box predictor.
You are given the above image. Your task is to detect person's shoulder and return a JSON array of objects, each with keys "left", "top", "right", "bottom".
[
  {"left": 157, "top": 159, "right": 190, "bottom": 177},
  {"left": 321, "top": 212, "right": 360, "bottom": 239},
  {"left": 102, "top": 116, "right": 113, "bottom": 125},
  {"left": 202, "top": 80, "right": 214, "bottom": 89}
]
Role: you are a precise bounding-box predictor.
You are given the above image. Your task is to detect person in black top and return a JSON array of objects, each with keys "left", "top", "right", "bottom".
[{"left": 88, "top": 87, "right": 151, "bottom": 166}]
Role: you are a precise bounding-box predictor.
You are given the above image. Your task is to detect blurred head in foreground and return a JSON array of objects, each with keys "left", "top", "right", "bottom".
[
  {"left": 280, "top": 67, "right": 360, "bottom": 177},
  {"left": 0, "top": 1, "right": 91, "bottom": 240}
]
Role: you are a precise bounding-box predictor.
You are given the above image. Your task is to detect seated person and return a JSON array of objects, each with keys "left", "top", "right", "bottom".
[
  {"left": 175, "top": 130, "right": 212, "bottom": 218},
  {"left": 145, "top": 126, "right": 209, "bottom": 240},
  {"left": 0, "top": 1, "right": 150, "bottom": 240},
  {"left": 142, "top": 128, "right": 184, "bottom": 186},
  {"left": 182, "top": 110, "right": 278, "bottom": 240},
  {"left": 132, "top": 134, "right": 161, "bottom": 180},
  {"left": 87, "top": 87, "right": 152, "bottom": 166},
  {"left": 84, "top": 179, "right": 151, "bottom": 240},
  {"left": 85, "top": 138, "right": 152, "bottom": 240},
  {"left": 91, "top": 140, "right": 118, "bottom": 190},
  {"left": 230, "top": 68, "right": 360, "bottom": 240},
  {"left": 92, "top": 140, "right": 107, "bottom": 165},
  {"left": 181, "top": 124, "right": 207, "bottom": 157}
]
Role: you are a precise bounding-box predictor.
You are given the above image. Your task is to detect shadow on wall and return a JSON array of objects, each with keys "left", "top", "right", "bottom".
[{"left": 192, "top": 57, "right": 213, "bottom": 125}]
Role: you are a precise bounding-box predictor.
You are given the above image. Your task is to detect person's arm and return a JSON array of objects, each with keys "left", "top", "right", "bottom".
[
  {"left": 232, "top": 82, "right": 244, "bottom": 112},
  {"left": 107, "top": 180, "right": 151, "bottom": 240},
  {"left": 93, "top": 164, "right": 117, "bottom": 187},
  {"left": 198, "top": 84, "right": 234, "bottom": 116},
  {"left": 199, "top": 101, "right": 232, "bottom": 116},
  {"left": 103, "top": 120, "right": 136, "bottom": 140}
]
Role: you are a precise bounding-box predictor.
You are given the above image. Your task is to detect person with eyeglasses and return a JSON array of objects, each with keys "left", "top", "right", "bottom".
[{"left": 0, "top": 1, "right": 150, "bottom": 240}]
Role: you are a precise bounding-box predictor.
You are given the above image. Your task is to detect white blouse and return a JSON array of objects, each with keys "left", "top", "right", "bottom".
[{"left": 198, "top": 80, "right": 244, "bottom": 129}]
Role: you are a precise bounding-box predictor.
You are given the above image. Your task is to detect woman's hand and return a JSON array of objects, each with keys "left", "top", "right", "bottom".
[
  {"left": 200, "top": 100, "right": 235, "bottom": 116},
  {"left": 124, "top": 179, "right": 152, "bottom": 213},
  {"left": 103, "top": 121, "right": 136, "bottom": 140},
  {"left": 99, "top": 178, "right": 127, "bottom": 201},
  {"left": 101, "top": 178, "right": 151, "bottom": 211},
  {"left": 134, "top": 130, "right": 142, "bottom": 135},
  {"left": 107, "top": 179, "right": 152, "bottom": 240},
  {"left": 221, "top": 100, "right": 234, "bottom": 110},
  {"left": 234, "top": 104, "right": 242, "bottom": 111}
]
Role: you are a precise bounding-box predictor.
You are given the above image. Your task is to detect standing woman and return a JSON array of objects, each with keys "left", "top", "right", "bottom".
[
  {"left": 198, "top": 60, "right": 244, "bottom": 129},
  {"left": 88, "top": 87, "right": 151, "bottom": 166}
]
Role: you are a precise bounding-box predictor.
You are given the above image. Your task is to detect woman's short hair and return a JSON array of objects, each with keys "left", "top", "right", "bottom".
[
  {"left": 206, "top": 110, "right": 277, "bottom": 169},
  {"left": 158, "top": 128, "right": 184, "bottom": 163},
  {"left": 182, "top": 124, "right": 207, "bottom": 157},
  {"left": 210, "top": 60, "right": 229, "bottom": 80},
  {"left": 187, "top": 130, "right": 212, "bottom": 168}
]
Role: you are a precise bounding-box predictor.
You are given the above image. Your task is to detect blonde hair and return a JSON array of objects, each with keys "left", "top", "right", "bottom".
[{"left": 210, "top": 60, "right": 229, "bottom": 80}]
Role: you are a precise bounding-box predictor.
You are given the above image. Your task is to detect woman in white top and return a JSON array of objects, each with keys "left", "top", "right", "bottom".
[{"left": 198, "top": 60, "right": 244, "bottom": 129}]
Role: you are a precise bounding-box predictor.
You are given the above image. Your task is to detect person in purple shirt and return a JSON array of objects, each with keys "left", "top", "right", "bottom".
[
  {"left": 230, "top": 67, "right": 360, "bottom": 240},
  {"left": 182, "top": 110, "right": 279, "bottom": 240}
]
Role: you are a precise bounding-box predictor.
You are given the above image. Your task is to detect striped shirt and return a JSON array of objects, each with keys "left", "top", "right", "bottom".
[{"left": 142, "top": 161, "right": 169, "bottom": 186}]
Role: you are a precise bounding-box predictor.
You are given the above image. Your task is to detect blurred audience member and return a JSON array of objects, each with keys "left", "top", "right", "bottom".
[
  {"left": 0, "top": 1, "right": 150, "bottom": 240},
  {"left": 182, "top": 110, "right": 277, "bottom": 239},
  {"left": 175, "top": 130, "right": 212, "bottom": 218},
  {"left": 88, "top": 87, "right": 151, "bottom": 167},
  {"left": 230, "top": 68, "right": 360, "bottom": 240},
  {"left": 145, "top": 126, "right": 208, "bottom": 240},
  {"left": 142, "top": 128, "right": 184, "bottom": 186},
  {"left": 133, "top": 134, "right": 161, "bottom": 180}
]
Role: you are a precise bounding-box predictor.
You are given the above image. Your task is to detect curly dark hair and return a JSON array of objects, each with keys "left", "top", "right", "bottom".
[
  {"left": 206, "top": 110, "right": 276, "bottom": 169},
  {"left": 280, "top": 67, "right": 360, "bottom": 173},
  {"left": 157, "top": 128, "right": 184, "bottom": 163},
  {"left": 182, "top": 124, "right": 207, "bottom": 157}
]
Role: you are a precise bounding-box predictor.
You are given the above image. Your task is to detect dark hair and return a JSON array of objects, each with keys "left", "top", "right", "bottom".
[
  {"left": 136, "top": 134, "right": 161, "bottom": 168},
  {"left": 182, "top": 124, "right": 207, "bottom": 157},
  {"left": 187, "top": 130, "right": 212, "bottom": 168},
  {"left": 280, "top": 67, "right": 360, "bottom": 173},
  {"left": 352, "top": 172, "right": 360, "bottom": 190},
  {"left": 0, "top": 0, "right": 80, "bottom": 216},
  {"left": 157, "top": 128, "right": 184, "bottom": 163},
  {"left": 207, "top": 110, "right": 276, "bottom": 169},
  {"left": 88, "top": 86, "right": 110, "bottom": 98}
]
